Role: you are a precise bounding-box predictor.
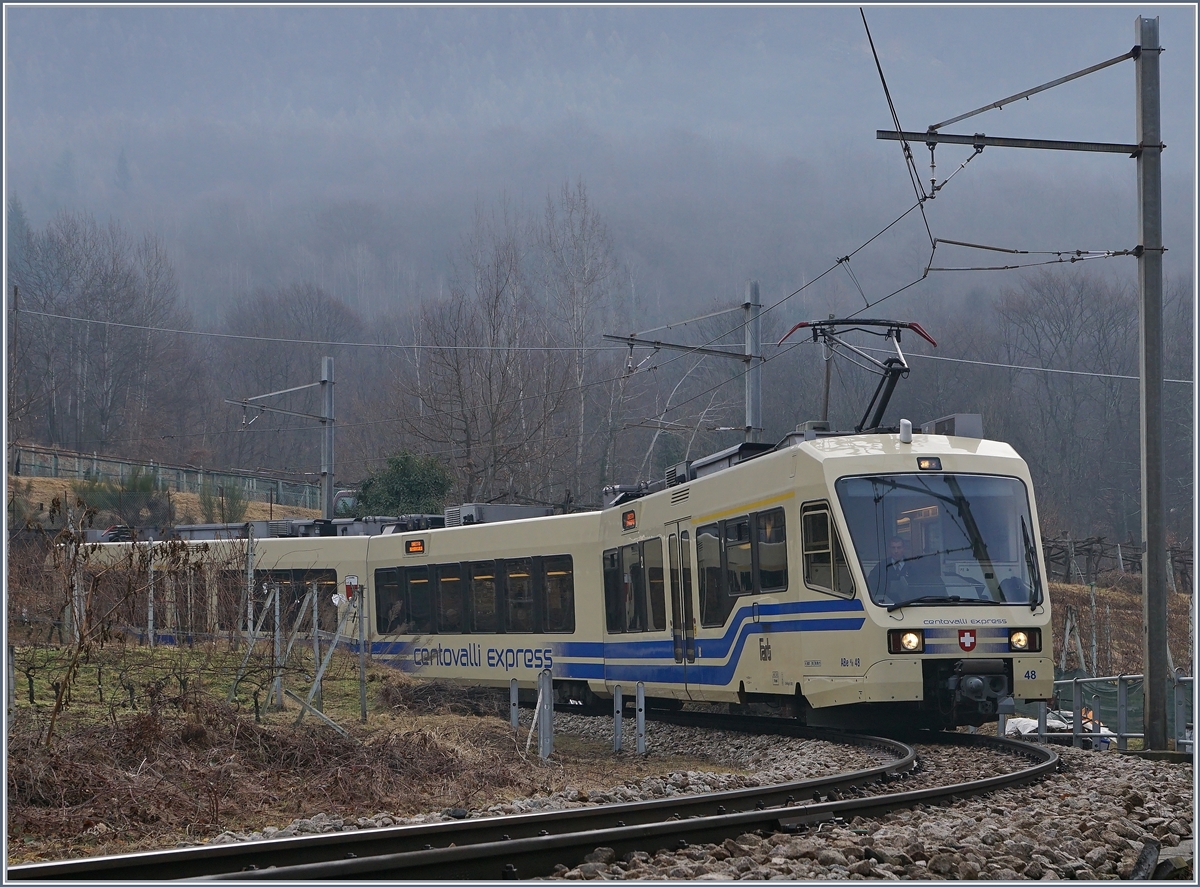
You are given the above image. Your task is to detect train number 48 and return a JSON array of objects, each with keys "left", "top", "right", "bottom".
[{"left": 1023, "top": 670, "right": 1037, "bottom": 681}]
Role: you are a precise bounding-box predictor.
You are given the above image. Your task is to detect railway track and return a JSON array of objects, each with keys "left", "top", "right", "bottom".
[{"left": 8, "top": 715, "right": 1057, "bottom": 881}]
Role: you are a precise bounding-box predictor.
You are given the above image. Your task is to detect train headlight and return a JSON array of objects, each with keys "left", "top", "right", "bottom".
[
  {"left": 888, "top": 629, "right": 925, "bottom": 653},
  {"left": 1008, "top": 628, "right": 1041, "bottom": 652}
]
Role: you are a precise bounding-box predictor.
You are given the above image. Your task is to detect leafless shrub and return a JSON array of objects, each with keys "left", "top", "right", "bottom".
[{"left": 378, "top": 674, "right": 507, "bottom": 716}]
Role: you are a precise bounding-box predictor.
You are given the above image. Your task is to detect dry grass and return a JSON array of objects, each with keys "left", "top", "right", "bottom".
[
  {"left": 1048, "top": 580, "right": 1193, "bottom": 676},
  {"left": 8, "top": 475, "right": 320, "bottom": 526},
  {"left": 7, "top": 576, "right": 1191, "bottom": 866},
  {"left": 5, "top": 652, "right": 736, "bottom": 866}
]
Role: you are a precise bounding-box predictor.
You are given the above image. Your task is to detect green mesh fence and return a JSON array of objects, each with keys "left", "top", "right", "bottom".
[{"left": 1013, "top": 666, "right": 1193, "bottom": 742}]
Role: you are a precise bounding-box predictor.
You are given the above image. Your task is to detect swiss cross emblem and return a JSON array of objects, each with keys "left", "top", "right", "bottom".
[{"left": 958, "top": 630, "right": 977, "bottom": 652}]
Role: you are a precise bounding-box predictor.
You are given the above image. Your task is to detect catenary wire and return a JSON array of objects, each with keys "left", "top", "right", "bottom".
[
  {"left": 860, "top": 7, "right": 935, "bottom": 249},
  {"left": 860, "top": 346, "right": 1194, "bottom": 385},
  {"left": 11, "top": 309, "right": 626, "bottom": 352}
]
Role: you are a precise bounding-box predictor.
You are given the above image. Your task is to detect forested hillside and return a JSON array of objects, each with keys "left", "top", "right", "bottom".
[{"left": 6, "top": 188, "right": 1193, "bottom": 544}]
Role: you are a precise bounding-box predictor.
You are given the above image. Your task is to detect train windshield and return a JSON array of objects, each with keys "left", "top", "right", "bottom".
[{"left": 835, "top": 474, "right": 1041, "bottom": 608}]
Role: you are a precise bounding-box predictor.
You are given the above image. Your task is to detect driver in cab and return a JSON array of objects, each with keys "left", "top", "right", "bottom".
[{"left": 868, "top": 536, "right": 910, "bottom": 602}]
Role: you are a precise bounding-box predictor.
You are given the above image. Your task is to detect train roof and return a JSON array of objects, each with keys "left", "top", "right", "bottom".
[{"left": 793, "top": 432, "right": 1023, "bottom": 464}]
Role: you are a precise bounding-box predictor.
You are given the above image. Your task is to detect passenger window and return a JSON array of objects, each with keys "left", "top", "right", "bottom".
[
  {"left": 756, "top": 508, "right": 788, "bottom": 592},
  {"left": 680, "top": 531, "right": 694, "bottom": 608},
  {"left": 436, "top": 564, "right": 464, "bottom": 632},
  {"left": 621, "top": 543, "right": 646, "bottom": 632},
  {"left": 643, "top": 538, "right": 667, "bottom": 631},
  {"left": 803, "top": 504, "right": 854, "bottom": 597},
  {"left": 375, "top": 568, "right": 405, "bottom": 634},
  {"left": 603, "top": 549, "right": 623, "bottom": 632},
  {"left": 541, "top": 556, "right": 575, "bottom": 633},
  {"left": 470, "top": 561, "right": 498, "bottom": 632},
  {"left": 697, "top": 523, "right": 732, "bottom": 627},
  {"left": 725, "top": 518, "right": 753, "bottom": 595},
  {"left": 406, "top": 566, "right": 434, "bottom": 633},
  {"left": 505, "top": 558, "right": 534, "bottom": 633}
]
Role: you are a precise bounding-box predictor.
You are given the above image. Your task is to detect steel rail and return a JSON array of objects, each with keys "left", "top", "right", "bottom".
[
  {"left": 202, "top": 732, "right": 1057, "bottom": 881},
  {"left": 8, "top": 720, "right": 1056, "bottom": 881},
  {"left": 7, "top": 722, "right": 912, "bottom": 882}
]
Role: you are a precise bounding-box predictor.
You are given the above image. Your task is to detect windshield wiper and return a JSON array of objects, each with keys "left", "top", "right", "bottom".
[
  {"left": 888, "top": 594, "right": 962, "bottom": 612},
  {"left": 1021, "top": 515, "right": 1043, "bottom": 611}
]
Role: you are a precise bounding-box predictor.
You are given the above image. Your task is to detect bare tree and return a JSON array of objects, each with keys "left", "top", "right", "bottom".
[
  {"left": 404, "top": 200, "right": 571, "bottom": 503},
  {"left": 539, "top": 181, "right": 620, "bottom": 500},
  {"left": 994, "top": 271, "right": 1139, "bottom": 537},
  {"left": 215, "top": 282, "right": 365, "bottom": 478},
  {"left": 7, "top": 210, "right": 200, "bottom": 460}
]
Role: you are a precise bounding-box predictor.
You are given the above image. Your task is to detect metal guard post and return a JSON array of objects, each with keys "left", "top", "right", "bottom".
[
  {"left": 1117, "top": 675, "right": 1129, "bottom": 751},
  {"left": 1072, "top": 679, "right": 1083, "bottom": 748},
  {"left": 537, "top": 670, "right": 553, "bottom": 759},
  {"left": 636, "top": 683, "right": 646, "bottom": 755},
  {"left": 613, "top": 686, "right": 623, "bottom": 752}
]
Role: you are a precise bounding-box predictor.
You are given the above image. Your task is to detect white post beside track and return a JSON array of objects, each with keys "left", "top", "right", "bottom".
[
  {"left": 357, "top": 585, "right": 367, "bottom": 723},
  {"left": 510, "top": 679, "right": 519, "bottom": 733},
  {"left": 537, "top": 670, "right": 553, "bottom": 759},
  {"left": 636, "top": 682, "right": 646, "bottom": 755},
  {"left": 613, "top": 686, "right": 623, "bottom": 752}
]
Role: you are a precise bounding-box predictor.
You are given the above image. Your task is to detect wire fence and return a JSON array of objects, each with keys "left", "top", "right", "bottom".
[
  {"left": 1043, "top": 535, "right": 1193, "bottom": 594},
  {"left": 9, "top": 444, "right": 321, "bottom": 510}
]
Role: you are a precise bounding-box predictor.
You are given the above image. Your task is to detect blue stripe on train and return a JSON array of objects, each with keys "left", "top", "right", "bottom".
[
  {"left": 603, "top": 616, "right": 866, "bottom": 686},
  {"left": 371, "top": 599, "right": 865, "bottom": 685},
  {"left": 556, "top": 598, "right": 864, "bottom": 660}
]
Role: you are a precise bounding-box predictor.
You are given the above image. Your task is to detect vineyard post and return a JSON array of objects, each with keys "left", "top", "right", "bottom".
[
  {"left": 1089, "top": 583, "right": 1098, "bottom": 676},
  {"left": 273, "top": 581, "right": 283, "bottom": 710},
  {"left": 148, "top": 566, "right": 155, "bottom": 649},
  {"left": 310, "top": 581, "right": 322, "bottom": 711},
  {"left": 244, "top": 525, "right": 255, "bottom": 650},
  {"left": 7, "top": 645, "right": 14, "bottom": 715}
]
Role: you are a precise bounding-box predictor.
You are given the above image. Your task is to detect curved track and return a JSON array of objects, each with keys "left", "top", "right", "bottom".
[{"left": 8, "top": 716, "right": 1057, "bottom": 881}]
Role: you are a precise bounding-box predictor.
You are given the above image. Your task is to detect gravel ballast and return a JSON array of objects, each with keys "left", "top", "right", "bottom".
[{"left": 206, "top": 713, "right": 1194, "bottom": 880}]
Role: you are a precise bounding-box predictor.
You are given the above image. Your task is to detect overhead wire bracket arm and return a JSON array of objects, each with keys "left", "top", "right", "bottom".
[
  {"left": 935, "top": 238, "right": 1028, "bottom": 254},
  {"left": 632, "top": 304, "right": 744, "bottom": 337},
  {"left": 879, "top": 130, "right": 1148, "bottom": 155},
  {"left": 602, "top": 333, "right": 752, "bottom": 363},
  {"left": 928, "top": 48, "right": 1138, "bottom": 131},
  {"left": 223, "top": 399, "right": 328, "bottom": 423},
  {"left": 243, "top": 381, "right": 322, "bottom": 402}
]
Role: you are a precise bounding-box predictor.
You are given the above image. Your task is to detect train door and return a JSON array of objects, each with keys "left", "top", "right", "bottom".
[{"left": 667, "top": 522, "right": 695, "bottom": 699}]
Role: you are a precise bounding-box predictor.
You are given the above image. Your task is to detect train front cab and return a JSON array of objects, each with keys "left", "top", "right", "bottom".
[{"left": 800, "top": 434, "right": 1055, "bottom": 729}]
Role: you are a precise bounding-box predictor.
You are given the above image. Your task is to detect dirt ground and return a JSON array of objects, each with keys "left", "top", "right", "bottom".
[
  {"left": 1048, "top": 579, "right": 1194, "bottom": 676},
  {"left": 5, "top": 650, "right": 735, "bottom": 866},
  {"left": 5, "top": 558, "right": 1191, "bottom": 866}
]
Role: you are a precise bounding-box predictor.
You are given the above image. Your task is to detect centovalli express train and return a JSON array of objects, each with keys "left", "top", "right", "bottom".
[{"left": 81, "top": 410, "right": 1054, "bottom": 731}]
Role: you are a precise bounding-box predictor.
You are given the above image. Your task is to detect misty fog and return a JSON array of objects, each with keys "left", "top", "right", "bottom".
[{"left": 4, "top": 5, "right": 1195, "bottom": 542}]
